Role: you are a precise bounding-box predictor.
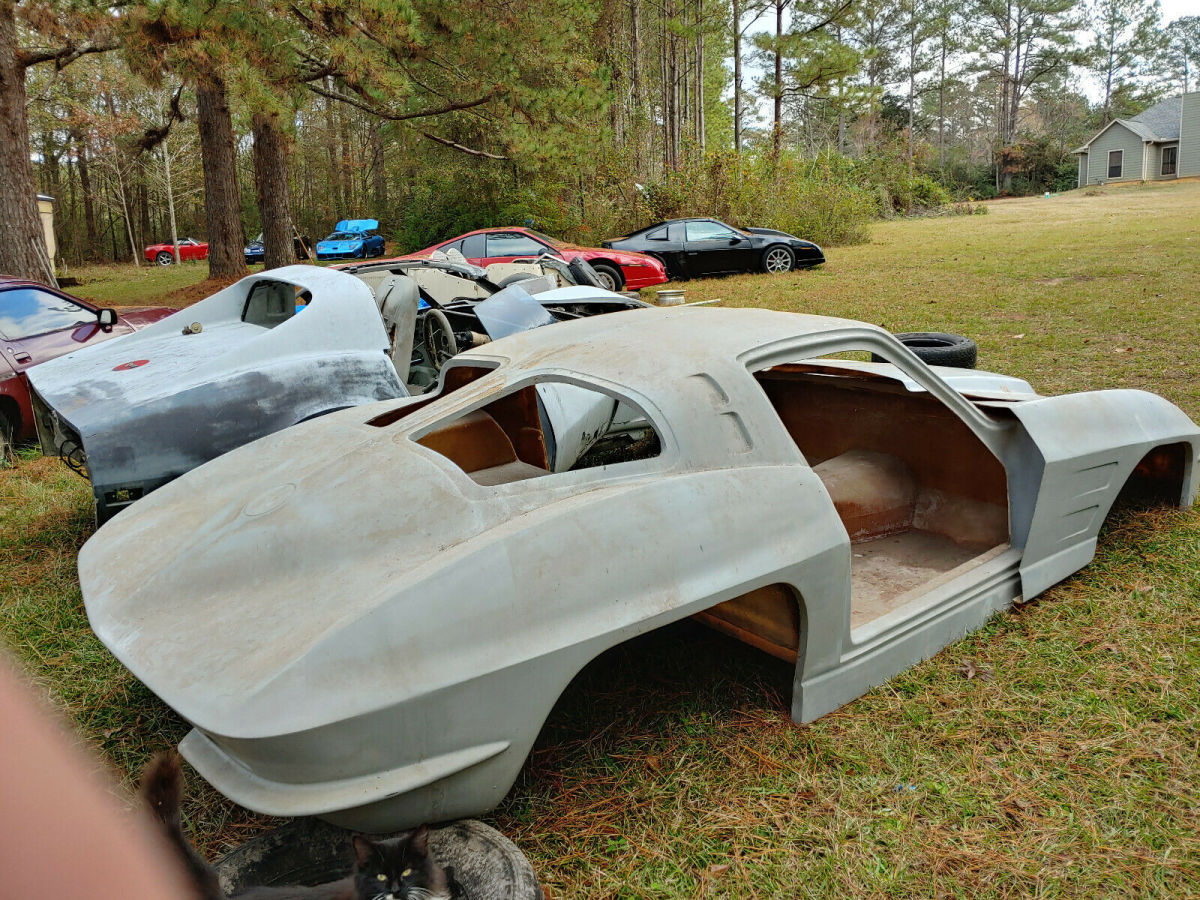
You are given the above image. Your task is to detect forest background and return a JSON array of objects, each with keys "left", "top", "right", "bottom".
[{"left": 2, "top": 0, "right": 1198, "bottom": 287}]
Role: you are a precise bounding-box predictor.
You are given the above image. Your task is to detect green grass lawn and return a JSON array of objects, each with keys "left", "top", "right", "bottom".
[{"left": 5, "top": 180, "right": 1200, "bottom": 897}]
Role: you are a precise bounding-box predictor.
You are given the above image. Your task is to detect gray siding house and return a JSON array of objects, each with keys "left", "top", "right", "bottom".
[{"left": 1074, "top": 92, "right": 1200, "bottom": 187}]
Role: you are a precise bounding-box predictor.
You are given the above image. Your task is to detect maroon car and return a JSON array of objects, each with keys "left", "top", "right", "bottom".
[
  {"left": 0, "top": 278, "right": 173, "bottom": 447},
  {"left": 399, "top": 227, "right": 669, "bottom": 291},
  {"left": 144, "top": 237, "right": 209, "bottom": 266}
]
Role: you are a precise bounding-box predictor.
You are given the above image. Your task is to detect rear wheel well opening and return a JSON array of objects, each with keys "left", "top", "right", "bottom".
[
  {"left": 1112, "top": 442, "right": 1191, "bottom": 511},
  {"left": 531, "top": 585, "right": 804, "bottom": 754}
]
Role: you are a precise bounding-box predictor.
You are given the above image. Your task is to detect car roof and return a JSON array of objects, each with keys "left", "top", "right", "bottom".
[{"left": 454, "top": 306, "right": 887, "bottom": 406}]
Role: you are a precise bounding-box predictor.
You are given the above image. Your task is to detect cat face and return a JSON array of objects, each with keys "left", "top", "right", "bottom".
[{"left": 351, "top": 826, "right": 451, "bottom": 900}]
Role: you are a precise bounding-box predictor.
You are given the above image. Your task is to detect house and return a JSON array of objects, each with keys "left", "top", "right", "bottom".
[{"left": 1073, "top": 92, "right": 1200, "bottom": 187}]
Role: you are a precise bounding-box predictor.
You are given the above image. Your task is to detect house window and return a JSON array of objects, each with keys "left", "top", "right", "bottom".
[
  {"left": 1108, "top": 150, "right": 1123, "bottom": 179},
  {"left": 1162, "top": 146, "right": 1177, "bottom": 176}
]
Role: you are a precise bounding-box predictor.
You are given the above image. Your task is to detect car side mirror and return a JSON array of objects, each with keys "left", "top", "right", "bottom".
[
  {"left": 97, "top": 308, "right": 118, "bottom": 332},
  {"left": 729, "top": 237, "right": 740, "bottom": 245}
]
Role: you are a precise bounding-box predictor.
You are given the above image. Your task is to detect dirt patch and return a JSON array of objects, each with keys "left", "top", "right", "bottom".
[
  {"left": 1034, "top": 275, "right": 1096, "bottom": 286},
  {"left": 159, "top": 275, "right": 241, "bottom": 309}
]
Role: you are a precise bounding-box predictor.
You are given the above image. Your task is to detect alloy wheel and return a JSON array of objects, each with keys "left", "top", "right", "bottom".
[{"left": 765, "top": 248, "right": 793, "bottom": 273}]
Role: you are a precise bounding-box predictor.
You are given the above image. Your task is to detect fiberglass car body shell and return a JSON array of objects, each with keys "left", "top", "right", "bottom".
[
  {"left": 29, "top": 266, "right": 403, "bottom": 522},
  {"left": 29, "top": 263, "right": 647, "bottom": 522},
  {"left": 77, "top": 307, "right": 1198, "bottom": 832}
]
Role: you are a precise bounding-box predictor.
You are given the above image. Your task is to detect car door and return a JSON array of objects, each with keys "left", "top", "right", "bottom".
[
  {"left": 0, "top": 285, "right": 101, "bottom": 374},
  {"left": 682, "top": 220, "right": 750, "bottom": 275}
]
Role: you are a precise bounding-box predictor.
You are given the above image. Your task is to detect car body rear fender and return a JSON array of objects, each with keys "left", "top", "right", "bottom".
[{"left": 1008, "top": 389, "right": 1199, "bottom": 597}]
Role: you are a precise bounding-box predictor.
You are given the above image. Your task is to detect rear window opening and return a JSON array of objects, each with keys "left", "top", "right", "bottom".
[
  {"left": 414, "top": 380, "right": 660, "bottom": 485},
  {"left": 242, "top": 280, "right": 309, "bottom": 329}
]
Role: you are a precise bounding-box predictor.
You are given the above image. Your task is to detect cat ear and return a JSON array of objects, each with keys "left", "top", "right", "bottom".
[
  {"left": 352, "top": 834, "right": 377, "bottom": 866},
  {"left": 407, "top": 824, "right": 430, "bottom": 855}
]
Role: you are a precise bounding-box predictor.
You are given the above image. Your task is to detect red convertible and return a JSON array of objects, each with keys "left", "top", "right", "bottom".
[
  {"left": 0, "top": 277, "right": 172, "bottom": 448},
  {"left": 400, "top": 227, "right": 668, "bottom": 292},
  {"left": 144, "top": 237, "right": 209, "bottom": 266}
]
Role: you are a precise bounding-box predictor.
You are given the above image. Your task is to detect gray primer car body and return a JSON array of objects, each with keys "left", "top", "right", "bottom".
[
  {"left": 29, "top": 263, "right": 645, "bottom": 523},
  {"left": 77, "top": 307, "right": 1198, "bottom": 831},
  {"left": 29, "top": 266, "right": 403, "bottom": 523}
]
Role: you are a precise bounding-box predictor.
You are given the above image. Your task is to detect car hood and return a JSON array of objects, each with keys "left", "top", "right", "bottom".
[
  {"left": 78, "top": 405, "right": 623, "bottom": 736},
  {"left": 574, "top": 247, "right": 663, "bottom": 268},
  {"left": 318, "top": 238, "right": 364, "bottom": 250},
  {"left": 28, "top": 266, "right": 389, "bottom": 437},
  {"left": 118, "top": 307, "right": 175, "bottom": 329}
]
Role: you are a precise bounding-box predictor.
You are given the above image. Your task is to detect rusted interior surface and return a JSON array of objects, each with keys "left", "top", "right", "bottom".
[
  {"left": 1113, "top": 442, "right": 1189, "bottom": 507},
  {"left": 415, "top": 386, "right": 550, "bottom": 484},
  {"left": 693, "top": 584, "right": 800, "bottom": 662},
  {"left": 366, "top": 366, "right": 493, "bottom": 428},
  {"left": 694, "top": 367, "right": 1013, "bottom": 658}
]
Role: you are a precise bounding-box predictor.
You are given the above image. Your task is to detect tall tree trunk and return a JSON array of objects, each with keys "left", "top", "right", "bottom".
[
  {"left": 370, "top": 120, "right": 386, "bottom": 213},
  {"left": 196, "top": 72, "right": 247, "bottom": 278},
  {"left": 74, "top": 130, "right": 99, "bottom": 259},
  {"left": 0, "top": 3, "right": 56, "bottom": 285},
  {"left": 252, "top": 110, "right": 295, "bottom": 270},
  {"left": 772, "top": 0, "right": 784, "bottom": 158},
  {"left": 162, "top": 138, "right": 181, "bottom": 263},
  {"left": 733, "top": 0, "right": 742, "bottom": 152}
]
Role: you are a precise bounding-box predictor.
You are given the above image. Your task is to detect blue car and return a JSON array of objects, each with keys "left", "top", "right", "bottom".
[
  {"left": 314, "top": 219, "right": 386, "bottom": 260},
  {"left": 244, "top": 233, "right": 313, "bottom": 265}
]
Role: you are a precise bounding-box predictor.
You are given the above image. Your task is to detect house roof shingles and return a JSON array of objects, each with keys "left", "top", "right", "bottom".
[{"left": 1073, "top": 95, "right": 1183, "bottom": 152}]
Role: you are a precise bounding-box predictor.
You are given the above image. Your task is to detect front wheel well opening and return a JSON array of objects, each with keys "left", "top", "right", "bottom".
[{"left": 1112, "top": 442, "right": 1191, "bottom": 511}]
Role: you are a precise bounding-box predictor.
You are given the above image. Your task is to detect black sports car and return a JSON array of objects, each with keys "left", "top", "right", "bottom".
[{"left": 602, "top": 217, "right": 824, "bottom": 280}]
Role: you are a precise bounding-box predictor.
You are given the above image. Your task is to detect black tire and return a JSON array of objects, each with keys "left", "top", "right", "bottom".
[
  {"left": 590, "top": 262, "right": 624, "bottom": 292},
  {"left": 761, "top": 245, "right": 795, "bottom": 274},
  {"left": 155, "top": 251, "right": 175, "bottom": 266},
  {"left": 875, "top": 332, "right": 978, "bottom": 369},
  {"left": 216, "top": 818, "right": 541, "bottom": 900}
]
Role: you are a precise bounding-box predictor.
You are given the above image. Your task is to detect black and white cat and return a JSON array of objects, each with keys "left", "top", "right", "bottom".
[{"left": 140, "top": 753, "right": 459, "bottom": 900}]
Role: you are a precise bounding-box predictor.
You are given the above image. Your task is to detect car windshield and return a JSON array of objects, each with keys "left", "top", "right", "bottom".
[
  {"left": 326, "top": 232, "right": 361, "bottom": 241},
  {"left": 527, "top": 230, "right": 567, "bottom": 248}
]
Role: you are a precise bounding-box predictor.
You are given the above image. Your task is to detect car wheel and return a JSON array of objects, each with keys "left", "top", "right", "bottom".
[
  {"left": 590, "top": 263, "right": 624, "bottom": 292},
  {"left": 762, "top": 245, "right": 795, "bottom": 274},
  {"left": 216, "top": 818, "right": 541, "bottom": 900},
  {"left": 874, "top": 332, "right": 978, "bottom": 369},
  {"left": 155, "top": 251, "right": 175, "bottom": 266}
]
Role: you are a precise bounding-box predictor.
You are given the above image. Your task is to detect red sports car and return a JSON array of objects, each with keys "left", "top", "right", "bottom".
[
  {"left": 0, "top": 277, "right": 173, "bottom": 447},
  {"left": 401, "top": 227, "right": 668, "bottom": 291},
  {"left": 144, "top": 237, "right": 209, "bottom": 266}
]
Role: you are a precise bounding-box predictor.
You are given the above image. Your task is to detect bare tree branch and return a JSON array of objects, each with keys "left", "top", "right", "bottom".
[
  {"left": 305, "top": 81, "right": 497, "bottom": 122},
  {"left": 418, "top": 129, "right": 506, "bottom": 159}
]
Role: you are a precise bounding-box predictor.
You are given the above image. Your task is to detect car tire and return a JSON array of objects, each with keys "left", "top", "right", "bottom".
[
  {"left": 875, "top": 332, "right": 978, "bottom": 369},
  {"left": 216, "top": 818, "right": 541, "bottom": 900},
  {"left": 155, "top": 251, "right": 175, "bottom": 266},
  {"left": 762, "top": 245, "right": 795, "bottom": 274},
  {"left": 590, "top": 262, "right": 624, "bottom": 292}
]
